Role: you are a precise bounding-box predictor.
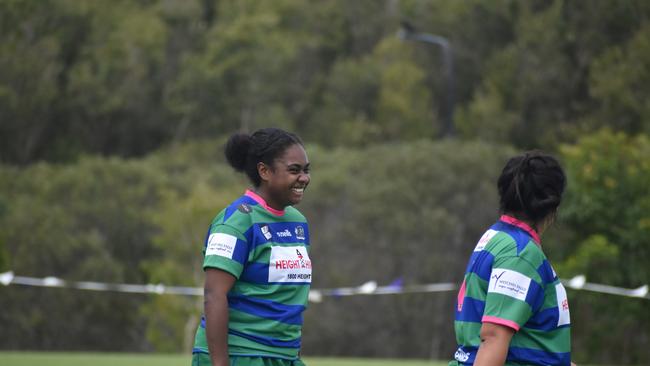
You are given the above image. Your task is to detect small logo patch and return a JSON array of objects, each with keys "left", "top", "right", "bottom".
[
  {"left": 237, "top": 203, "right": 252, "bottom": 213},
  {"left": 295, "top": 225, "right": 305, "bottom": 240},
  {"left": 276, "top": 229, "right": 292, "bottom": 237},
  {"left": 260, "top": 225, "right": 272, "bottom": 240},
  {"left": 454, "top": 348, "right": 470, "bottom": 362}
]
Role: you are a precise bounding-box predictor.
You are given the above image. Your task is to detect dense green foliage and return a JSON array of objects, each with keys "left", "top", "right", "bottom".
[
  {"left": 3, "top": 0, "right": 650, "bottom": 163},
  {"left": 1, "top": 0, "right": 649, "bottom": 364}
]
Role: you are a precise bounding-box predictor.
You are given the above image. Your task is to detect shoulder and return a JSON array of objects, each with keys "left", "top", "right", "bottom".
[
  {"left": 212, "top": 196, "right": 256, "bottom": 233},
  {"left": 483, "top": 229, "right": 518, "bottom": 258},
  {"left": 283, "top": 206, "right": 308, "bottom": 223}
]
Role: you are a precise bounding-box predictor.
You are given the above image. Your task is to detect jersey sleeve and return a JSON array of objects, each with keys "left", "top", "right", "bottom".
[
  {"left": 482, "top": 256, "right": 544, "bottom": 331},
  {"left": 203, "top": 224, "right": 250, "bottom": 279}
]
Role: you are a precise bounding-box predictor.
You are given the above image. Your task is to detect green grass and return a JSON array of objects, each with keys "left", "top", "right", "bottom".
[
  {"left": 0, "top": 352, "right": 624, "bottom": 366},
  {"left": 0, "top": 352, "right": 448, "bottom": 366}
]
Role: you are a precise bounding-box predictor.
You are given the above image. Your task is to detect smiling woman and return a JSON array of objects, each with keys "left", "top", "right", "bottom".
[{"left": 192, "top": 128, "right": 312, "bottom": 366}]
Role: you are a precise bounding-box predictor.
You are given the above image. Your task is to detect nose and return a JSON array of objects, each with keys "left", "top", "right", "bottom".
[{"left": 298, "top": 172, "right": 310, "bottom": 184}]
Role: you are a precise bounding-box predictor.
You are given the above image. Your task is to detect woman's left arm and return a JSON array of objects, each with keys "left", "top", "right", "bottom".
[{"left": 473, "top": 322, "right": 515, "bottom": 366}]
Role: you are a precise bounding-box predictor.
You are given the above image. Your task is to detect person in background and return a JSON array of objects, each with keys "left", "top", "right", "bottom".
[
  {"left": 192, "top": 128, "right": 312, "bottom": 366},
  {"left": 450, "top": 151, "right": 575, "bottom": 366}
]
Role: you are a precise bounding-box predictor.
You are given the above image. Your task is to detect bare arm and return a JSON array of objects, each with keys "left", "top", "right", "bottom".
[
  {"left": 204, "top": 268, "right": 237, "bottom": 366},
  {"left": 474, "top": 322, "right": 515, "bottom": 366}
]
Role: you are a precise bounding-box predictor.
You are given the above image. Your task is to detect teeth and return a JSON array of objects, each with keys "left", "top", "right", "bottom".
[{"left": 292, "top": 188, "right": 304, "bottom": 193}]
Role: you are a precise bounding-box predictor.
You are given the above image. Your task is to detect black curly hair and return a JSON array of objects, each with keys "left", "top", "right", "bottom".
[{"left": 224, "top": 128, "right": 303, "bottom": 187}]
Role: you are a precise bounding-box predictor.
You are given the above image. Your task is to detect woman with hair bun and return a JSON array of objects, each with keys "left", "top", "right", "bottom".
[
  {"left": 192, "top": 128, "right": 312, "bottom": 366},
  {"left": 450, "top": 151, "right": 575, "bottom": 366}
]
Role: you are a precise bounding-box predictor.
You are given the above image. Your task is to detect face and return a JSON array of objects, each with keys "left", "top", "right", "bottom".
[{"left": 258, "top": 144, "right": 310, "bottom": 210}]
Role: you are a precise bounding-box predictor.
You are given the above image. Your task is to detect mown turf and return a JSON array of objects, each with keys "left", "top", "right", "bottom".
[{"left": 0, "top": 352, "right": 448, "bottom": 366}]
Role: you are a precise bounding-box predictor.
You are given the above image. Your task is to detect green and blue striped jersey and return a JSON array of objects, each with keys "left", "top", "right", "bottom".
[
  {"left": 451, "top": 215, "right": 571, "bottom": 366},
  {"left": 193, "top": 190, "right": 311, "bottom": 360}
]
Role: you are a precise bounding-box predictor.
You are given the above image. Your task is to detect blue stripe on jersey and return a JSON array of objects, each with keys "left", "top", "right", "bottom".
[
  {"left": 491, "top": 221, "right": 532, "bottom": 255},
  {"left": 231, "top": 237, "right": 250, "bottom": 265},
  {"left": 247, "top": 223, "right": 310, "bottom": 249},
  {"left": 239, "top": 262, "right": 267, "bottom": 283},
  {"left": 508, "top": 346, "right": 571, "bottom": 366},
  {"left": 466, "top": 250, "right": 495, "bottom": 281},
  {"left": 537, "top": 260, "right": 555, "bottom": 283},
  {"left": 228, "top": 294, "right": 305, "bottom": 325},
  {"left": 228, "top": 329, "right": 301, "bottom": 348},
  {"left": 524, "top": 279, "right": 544, "bottom": 312},
  {"left": 455, "top": 297, "right": 485, "bottom": 322},
  {"left": 525, "top": 307, "right": 562, "bottom": 331}
]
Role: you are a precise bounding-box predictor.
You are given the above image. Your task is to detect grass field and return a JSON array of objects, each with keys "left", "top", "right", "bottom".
[
  {"left": 0, "top": 352, "right": 624, "bottom": 366},
  {"left": 0, "top": 352, "right": 448, "bottom": 366}
]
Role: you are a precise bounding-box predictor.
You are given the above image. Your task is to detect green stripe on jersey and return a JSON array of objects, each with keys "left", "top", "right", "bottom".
[
  {"left": 229, "top": 309, "right": 302, "bottom": 339},
  {"left": 231, "top": 283, "right": 311, "bottom": 306}
]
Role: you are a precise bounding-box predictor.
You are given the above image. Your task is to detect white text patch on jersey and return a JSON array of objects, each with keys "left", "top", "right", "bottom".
[
  {"left": 555, "top": 282, "right": 571, "bottom": 326},
  {"left": 488, "top": 268, "right": 531, "bottom": 301},
  {"left": 268, "top": 246, "right": 312, "bottom": 283},
  {"left": 474, "top": 229, "right": 498, "bottom": 252},
  {"left": 206, "top": 233, "right": 237, "bottom": 259}
]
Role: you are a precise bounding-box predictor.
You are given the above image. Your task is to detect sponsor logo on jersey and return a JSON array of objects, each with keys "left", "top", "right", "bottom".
[
  {"left": 276, "top": 229, "right": 292, "bottom": 238},
  {"left": 268, "top": 246, "right": 312, "bottom": 283},
  {"left": 295, "top": 225, "right": 305, "bottom": 240},
  {"left": 237, "top": 203, "right": 252, "bottom": 213},
  {"left": 474, "top": 229, "right": 498, "bottom": 252},
  {"left": 205, "top": 233, "right": 237, "bottom": 259},
  {"left": 260, "top": 225, "right": 272, "bottom": 240},
  {"left": 555, "top": 282, "right": 571, "bottom": 326},
  {"left": 488, "top": 268, "right": 531, "bottom": 301},
  {"left": 454, "top": 348, "right": 470, "bottom": 362}
]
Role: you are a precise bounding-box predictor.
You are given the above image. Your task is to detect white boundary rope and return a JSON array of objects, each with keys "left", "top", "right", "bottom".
[{"left": 1, "top": 271, "right": 648, "bottom": 302}]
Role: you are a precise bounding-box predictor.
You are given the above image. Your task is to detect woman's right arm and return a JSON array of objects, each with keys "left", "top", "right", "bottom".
[{"left": 204, "top": 268, "right": 237, "bottom": 366}]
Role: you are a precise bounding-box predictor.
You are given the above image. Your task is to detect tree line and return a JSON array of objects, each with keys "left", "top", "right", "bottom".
[{"left": 1, "top": 0, "right": 649, "bottom": 364}]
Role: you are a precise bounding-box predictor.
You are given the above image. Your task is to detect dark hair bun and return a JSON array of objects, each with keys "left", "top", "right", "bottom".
[
  {"left": 224, "top": 133, "right": 251, "bottom": 172},
  {"left": 497, "top": 150, "right": 566, "bottom": 223}
]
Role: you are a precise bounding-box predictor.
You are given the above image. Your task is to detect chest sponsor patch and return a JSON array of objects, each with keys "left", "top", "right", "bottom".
[
  {"left": 488, "top": 268, "right": 531, "bottom": 301},
  {"left": 268, "top": 246, "right": 312, "bottom": 283},
  {"left": 474, "top": 229, "right": 498, "bottom": 252},
  {"left": 555, "top": 282, "right": 571, "bottom": 326},
  {"left": 205, "top": 233, "right": 238, "bottom": 259}
]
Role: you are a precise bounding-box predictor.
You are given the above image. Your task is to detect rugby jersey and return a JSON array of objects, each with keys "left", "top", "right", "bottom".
[
  {"left": 451, "top": 215, "right": 571, "bottom": 366},
  {"left": 193, "top": 190, "right": 311, "bottom": 360}
]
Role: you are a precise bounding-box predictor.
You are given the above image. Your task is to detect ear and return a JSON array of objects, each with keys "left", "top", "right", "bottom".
[{"left": 257, "top": 162, "right": 272, "bottom": 183}]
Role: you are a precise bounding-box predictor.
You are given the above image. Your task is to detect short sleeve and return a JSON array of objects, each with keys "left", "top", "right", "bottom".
[
  {"left": 203, "top": 224, "right": 250, "bottom": 279},
  {"left": 482, "top": 256, "right": 544, "bottom": 331}
]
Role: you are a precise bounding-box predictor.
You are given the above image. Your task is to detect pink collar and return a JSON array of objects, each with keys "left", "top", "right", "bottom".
[
  {"left": 245, "top": 190, "right": 285, "bottom": 216},
  {"left": 500, "top": 214, "right": 541, "bottom": 244}
]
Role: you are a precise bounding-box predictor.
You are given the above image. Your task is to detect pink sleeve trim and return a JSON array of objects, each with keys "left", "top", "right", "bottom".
[{"left": 482, "top": 315, "right": 520, "bottom": 331}]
